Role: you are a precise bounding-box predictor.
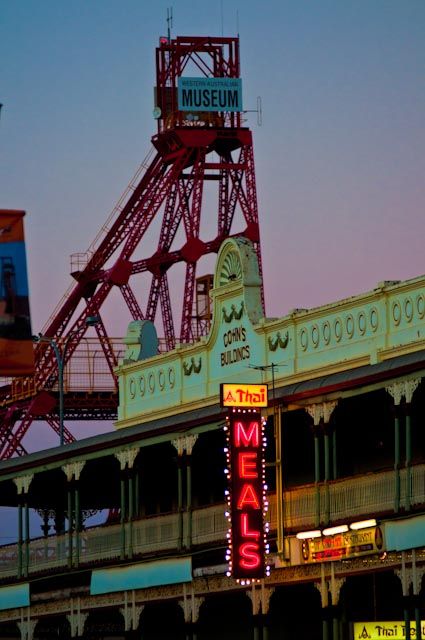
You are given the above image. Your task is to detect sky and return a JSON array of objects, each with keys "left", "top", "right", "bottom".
[
  {"left": 2, "top": 0, "right": 424, "bottom": 331},
  {"left": 0, "top": 1, "right": 425, "bottom": 534}
]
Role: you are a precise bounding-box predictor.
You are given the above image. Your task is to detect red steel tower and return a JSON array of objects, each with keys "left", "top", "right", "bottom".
[{"left": 0, "top": 35, "right": 264, "bottom": 458}]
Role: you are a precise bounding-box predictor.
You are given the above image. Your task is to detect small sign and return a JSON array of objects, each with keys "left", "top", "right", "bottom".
[
  {"left": 177, "top": 77, "right": 243, "bottom": 112},
  {"left": 353, "top": 622, "right": 425, "bottom": 640},
  {"left": 221, "top": 383, "right": 268, "bottom": 408},
  {"left": 300, "top": 526, "right": 384, "bottom": 563}
]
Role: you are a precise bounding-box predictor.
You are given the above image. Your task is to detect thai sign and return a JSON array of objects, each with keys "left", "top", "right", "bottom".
[
  {"left": 177, "top": 77, "right": 243, "bottom": 112},
  {"left": 221, "top": 383, "right": 268, "bottom": 408},
  {"left": 354, "top": 622, "right": 425, "bottom": 639},
  {"left": 0, "top": 210, "right": 34, "bottom": 375},
  {"left": 224, "top": 410, "right": 269, "bottom": 583},
  {"left": 300, "top": 526, "right": 384, "bottom": 563}
]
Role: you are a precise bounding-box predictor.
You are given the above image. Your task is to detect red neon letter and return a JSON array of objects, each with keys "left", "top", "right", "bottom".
[
  {"left": 234, "top": 421, "right": 259, "bottom": 447},
  {"left": 238, "top": 452, "right": 258, "bottom": 478},
  {"left": 239, "top": 542, "right": 261, "bottom": 569},
  {"left": 240, "top": 513, "right": 260, "bottom": 539},
  {"left": 237, "top": 483, "right": 261, "bottom": 509}
]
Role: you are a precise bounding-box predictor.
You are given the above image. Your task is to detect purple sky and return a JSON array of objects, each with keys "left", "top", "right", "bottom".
[
  {"left": 0, "top": 0, "right": 424, "bottom": 540},
  {"left": 1, "top": 1, "right": 425, "bottom": 442},
  {"left": 2, "top": 0, "right": 424, "bottom": 331}
]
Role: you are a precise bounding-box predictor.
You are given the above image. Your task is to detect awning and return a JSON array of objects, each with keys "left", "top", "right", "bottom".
[{"left": 90, "top": 557, "right": 192, "bottom": 595}]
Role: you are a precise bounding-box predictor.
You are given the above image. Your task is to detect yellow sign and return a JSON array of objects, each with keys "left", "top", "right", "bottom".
[
  {"left": 300, "top": 527, "right": 384, "bottom": 563},
  {"left": 220, "top": 383, "right": 268, "bottom": 408},
  {"left": 354, "top": 622, "right": 425, "bottom": 639}
]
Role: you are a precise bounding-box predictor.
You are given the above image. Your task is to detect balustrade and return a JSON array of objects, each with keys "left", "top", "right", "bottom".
[{"left": 1, "top": 465, "right": 425, "bottom": 580}]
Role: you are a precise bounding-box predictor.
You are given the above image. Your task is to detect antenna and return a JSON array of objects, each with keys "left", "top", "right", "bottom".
[
  {"left": 220, "top": 0, "right": 224, "bottom": 36},
  {"left": 249, "top": 363, "right": 280, "bottom": 399},
  {"left": 244, "top": 96, "right": 263, "bottom": 127},
  {"left": 167, "top": 7, "right": 173, "bottom": 42},
  {"left": 257, "top": 96, "right": 262, "bottom": 126}
]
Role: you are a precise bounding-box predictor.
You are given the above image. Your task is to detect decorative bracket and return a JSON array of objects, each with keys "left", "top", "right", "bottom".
[
  {"left": 179, "top": 585, "right": 204, "bottom": 623},
  {"left": 183, "top": 357, "right": 202, "bottom": 376},
  {"left": 63, "top": 461, "right": 85, "bottom": 482},
  {"left": 386, "top": 379, "right": 421, "bottom": 406},
  {"left": 222, "top": 301, "right": 244, "bottom": 323},
  {"left": 115, "top": 447, "right": 139, "bottom": 470},
  {"left": 248, "top": 583, "right": 274, "bottom": 615},
  {"left": 268, "top": 331, "right": 289, "bottom": 352},
  {"left": 395, "top": 550, "right": 425, "bottom": 596},
  {"left": 14, "top": 474, "right": 33, "bottom": 496},
  {"left": 315, "top": 565, "right": 345, "bottom": 607},
  {"left": 67, "top": 598, "right": 88, "bottom": 638},
  {"left": 172, "top": 434, "right": 198, "bottom": 457},
  {"left": 17, "top": 619, "right": 37, "bottom": 640},
  {"left": 306, "top": 401, "right": 338, "bottom": 426},
  {"left": 120, "top": 591, "right": 144, "bottom": 632}
]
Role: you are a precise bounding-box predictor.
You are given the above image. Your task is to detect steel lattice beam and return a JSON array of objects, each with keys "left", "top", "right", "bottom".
[{"left": 0, "top": 35, "right": 265, "bottom": 458}]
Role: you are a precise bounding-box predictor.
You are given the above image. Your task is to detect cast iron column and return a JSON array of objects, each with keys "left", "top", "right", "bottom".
[
  {"left": 13, "top": 474, "right": 33, "bottom": 579},
  {"left": 115, "top": 448, "right": 139, "bottom": 561}
]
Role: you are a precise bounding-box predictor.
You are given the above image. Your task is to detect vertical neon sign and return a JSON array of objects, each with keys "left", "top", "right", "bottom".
[{"left": 224, "top": 407, "right": 270, "bottom": 584}]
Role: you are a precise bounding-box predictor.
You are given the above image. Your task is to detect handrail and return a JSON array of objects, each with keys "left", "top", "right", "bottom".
[{"left": 1, "top": 465, "right": 424, "bottom": 579}]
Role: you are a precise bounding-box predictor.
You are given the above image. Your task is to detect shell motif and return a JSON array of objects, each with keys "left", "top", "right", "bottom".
[{"left": 218, "top": 250, "right": 242, "bottom": 286}]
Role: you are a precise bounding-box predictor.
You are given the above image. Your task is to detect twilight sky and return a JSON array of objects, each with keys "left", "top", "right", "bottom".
[
  {"left": 1, "top": 1, "right": 425, "bottom": 439},
  {"left": 1, "top": 0, "right": 424, "bottom": 330},
  {"left": 0, "top": 0, "right": 424, "bottom": 539}
]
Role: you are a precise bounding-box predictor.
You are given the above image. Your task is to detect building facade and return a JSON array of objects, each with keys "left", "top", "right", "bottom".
[{"left": 1, "top": 237, "right": 425, "bottom": 639}]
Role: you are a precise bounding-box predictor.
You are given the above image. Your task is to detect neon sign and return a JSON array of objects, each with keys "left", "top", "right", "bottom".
[
  {"left": 224, "top": 409, "right": 270, "bottom": 583},
  {"left": 221, "top": 383, "right": 268, "bottom": 408}
]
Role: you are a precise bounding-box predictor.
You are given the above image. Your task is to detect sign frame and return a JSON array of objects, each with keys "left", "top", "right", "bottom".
[
  {"left": 177, "top": 77, "right": 243, "bottom": 112},
  {"left": 220, "top": 383, "right": 268, "bottom": 408},
  {"left": 223, "top": 405, "right": 270, "bottom": 584}
]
